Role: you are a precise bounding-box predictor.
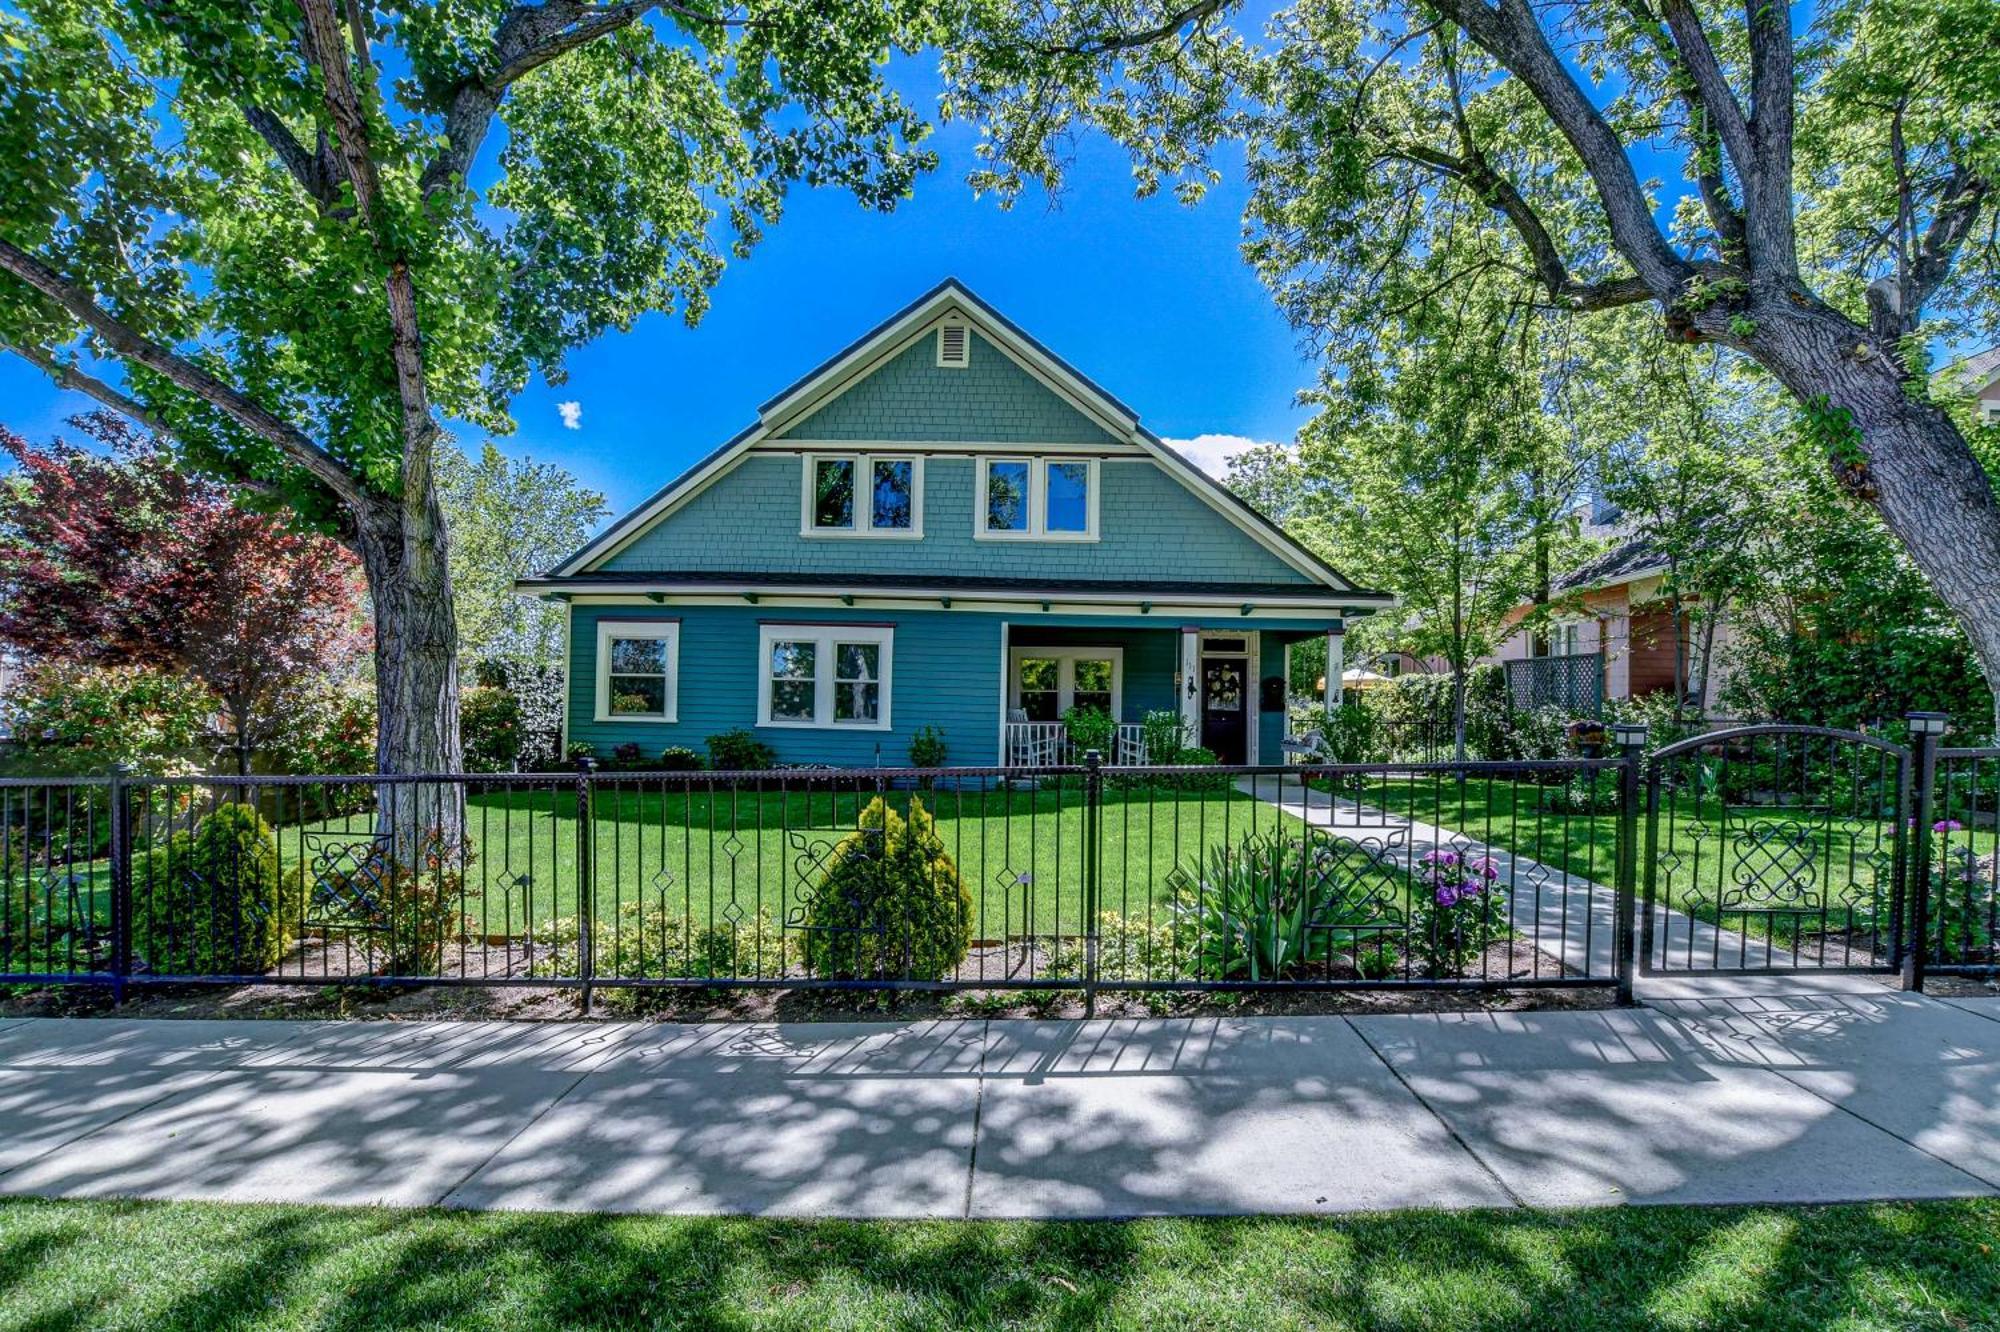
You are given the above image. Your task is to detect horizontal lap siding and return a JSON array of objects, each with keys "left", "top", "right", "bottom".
[
  {"left": 571, "top": 606, "right": 1004, "bottom": 766},
  {"left": 601, "top": 454, "right": 1311, "bottom": 585}
]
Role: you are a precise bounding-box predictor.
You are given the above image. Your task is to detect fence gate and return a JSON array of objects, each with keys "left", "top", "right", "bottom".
[{"left": 1641, "top": 725, "right": 1909, "bottom": 977}]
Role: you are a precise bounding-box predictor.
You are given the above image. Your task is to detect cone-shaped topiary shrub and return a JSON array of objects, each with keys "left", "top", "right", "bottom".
[
  {"left": 134, "top": 801, "right": 297, "bottom": 976},
  {"left": 804, "top": 796, "right": 971, "bottom": 981}
]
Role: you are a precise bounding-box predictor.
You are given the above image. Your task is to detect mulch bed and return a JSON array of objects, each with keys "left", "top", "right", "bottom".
[{"left": 0, "top": 933, "right": 1614, "bottom": 1024}]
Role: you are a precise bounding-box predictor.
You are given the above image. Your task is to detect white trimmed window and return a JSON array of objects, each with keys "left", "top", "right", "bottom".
[
  {"left": 1008, "top": 645, "right": 1123, "bottom": 721},
  {"left": 801, "top": 453, "right": 923, "bottom": 538},
  {"left": 757, "top": 624, "right": 893, "bottom": 730},
  {"left": 595, "top": 620, "right": 679, "bottom": 722},
  {"left": 977, "top": 456, "right": 1099, "bottom": 540}
]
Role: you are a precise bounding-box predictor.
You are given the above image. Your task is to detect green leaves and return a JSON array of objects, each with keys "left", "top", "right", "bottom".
[{"left": 2, "top": 1, "right": 941, "bottom": 509}]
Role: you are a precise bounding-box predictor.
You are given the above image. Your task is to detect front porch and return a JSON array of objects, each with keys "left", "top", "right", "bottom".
[{"left": 996, "top": 620, "right": 1344, "bottom": 766}]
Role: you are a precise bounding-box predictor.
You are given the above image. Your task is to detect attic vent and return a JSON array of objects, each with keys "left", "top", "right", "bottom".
[{"left": 936, "top": 322, "right": 969, "bottom": 368}]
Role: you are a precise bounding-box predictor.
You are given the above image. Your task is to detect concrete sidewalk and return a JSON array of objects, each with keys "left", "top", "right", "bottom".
[{"left": 0, "top": 985, "right": 1995, "bottom": 1218}]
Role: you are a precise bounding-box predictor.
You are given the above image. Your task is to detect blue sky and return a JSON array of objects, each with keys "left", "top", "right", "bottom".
[{"left": 0, "top": 62, "right": 1312, "bottom": 519}]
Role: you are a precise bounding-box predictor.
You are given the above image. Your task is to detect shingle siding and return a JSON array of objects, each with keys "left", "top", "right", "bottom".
[
  {"left": 601, "top": 454, "right": 1312, "bottom": 585},
  {"left": 774, "top": 330, "right": 1120, "bottom": 444}
]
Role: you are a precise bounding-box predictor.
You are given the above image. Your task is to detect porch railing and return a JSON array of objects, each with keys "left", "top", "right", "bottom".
[{"left": 1003, "top": 721, "right": 1151, "bottom": 766}]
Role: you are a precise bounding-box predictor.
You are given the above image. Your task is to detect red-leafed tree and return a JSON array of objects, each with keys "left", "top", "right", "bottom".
[{"left": 0, "top": 414, "right": 368, "bottom": 774}]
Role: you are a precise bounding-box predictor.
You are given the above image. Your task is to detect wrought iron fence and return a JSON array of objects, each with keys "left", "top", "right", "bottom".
[
  {"left": 6, "top": 717, "right": 1987, "bottom": 1007},
  {"left": 2, "top": 756, "right": 1645, "bottom": 1006}
]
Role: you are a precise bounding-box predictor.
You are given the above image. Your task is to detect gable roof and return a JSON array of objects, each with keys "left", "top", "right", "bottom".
[{"left": 545, "top": 278, "right": 1385, "bottom": 600}]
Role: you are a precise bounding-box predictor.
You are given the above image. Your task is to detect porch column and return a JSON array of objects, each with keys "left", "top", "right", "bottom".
[
  {"left": 1179, "top": 627, "right": 1200, "bottom": 740},
  {"left": 1324, "top": 629, "right": 1343, "bottom": 711}
]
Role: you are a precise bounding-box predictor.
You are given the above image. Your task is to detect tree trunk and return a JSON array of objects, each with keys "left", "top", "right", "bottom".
[
  {"left": 1723, "top": 297, "right": 2000, "bottom": 736},
  {"left": 352, "top": 477, "right": 462, "bottom": 850},
  {"left": 1451, "top": 664, "right": 1468, "bottom": 762}
]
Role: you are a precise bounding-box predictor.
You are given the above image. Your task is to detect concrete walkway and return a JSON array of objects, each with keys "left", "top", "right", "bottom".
[
  {"left": 0, "top": 986, "right": 1995, "bottom": 1217},
  {"left": 1243, "top": 777, "right": 1786, "bottom": 978}
]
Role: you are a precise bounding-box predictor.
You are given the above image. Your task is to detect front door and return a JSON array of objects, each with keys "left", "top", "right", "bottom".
[{"left": 1200, "top": 655, "right": 1248, "bottom": 763}]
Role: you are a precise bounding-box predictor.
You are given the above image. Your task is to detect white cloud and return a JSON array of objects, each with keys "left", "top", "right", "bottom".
[
  {"left": 556, "top": 401, "right": 583, "bottom": 431},
  {"left": 1160, "top": 433, "right": 1289, "bottom": 479}
]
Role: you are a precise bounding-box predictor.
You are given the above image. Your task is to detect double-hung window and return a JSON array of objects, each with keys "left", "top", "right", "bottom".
[
  {"left": 758, "top": 624, "right": 893, "bottom": 730},
  {"left": 977, "top": 457, "right": 1098, "bottom": 540},
  {"left": 802, "top": 454, "right": 922, "bottom": 537},
  {"left": 594, "top": 620, "right": 679, "bottom": 722},
  {"left": 1009, "top": 645, "right": 1122, "bottom": 721}
]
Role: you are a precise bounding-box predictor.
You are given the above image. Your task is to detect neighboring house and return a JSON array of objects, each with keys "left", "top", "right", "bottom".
[
  {"left": 1488, "top": 510, "right": 1738, "bottom": 715},
  {"left": 517, "top": 279, "right": 1394, "bottom": 768},
  {"left": 1940, "top": 345, "right": 2000, "bottom": 425}
]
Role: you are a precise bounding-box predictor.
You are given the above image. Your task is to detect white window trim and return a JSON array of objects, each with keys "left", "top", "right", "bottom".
[
  {"left": 1007, "top": 645, "right": 1124, "bottom": 718},
  {"left": 757, "top": 624, "right": 894, "bottom": 731},
  {"left": 799, "top": 453, "right": 925, "bottom": 539},
  {"left": 594, "top": 619, "right": 680, "bottom": 723},
  {"left": 975, "top": 456, "right": 1100, "bottom": 542}
]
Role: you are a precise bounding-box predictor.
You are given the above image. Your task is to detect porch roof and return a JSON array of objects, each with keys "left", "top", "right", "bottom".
[{"left": 518, "top": 569, "right": 1383, "bottom": 620}]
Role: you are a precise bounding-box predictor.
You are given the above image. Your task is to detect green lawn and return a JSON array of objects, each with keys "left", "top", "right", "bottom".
[
  {"left": 0, "top": 1197, "right": 1994, "bottom": 1330},
  {"left": 286, "top": 783, "right": 1309, "bottom": 937},
  {"left": 1348, "top": 769, "right": 1996, "bottom": 952}
]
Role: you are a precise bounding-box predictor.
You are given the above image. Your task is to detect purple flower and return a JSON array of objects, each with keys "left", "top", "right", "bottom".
[
  {"left": 1934, "top": 819, "right": 1964, "bottom": 833},
  {"left": 1434, "top": 884, "right": 1460, "bottom": 907},
  {"left": 1421, "top": 850, "right": 1461, "bottom": 869},
  {"left": 1470, "top": 856, "right": 1500, "bottom": 880},
  {"left": 1457, "top": 878, "right": 1485, "bottom": 897}
]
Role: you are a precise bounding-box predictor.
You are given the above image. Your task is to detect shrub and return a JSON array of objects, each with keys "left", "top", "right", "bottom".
[
  {"left": 1543, "top": 767, "right": 1621, "bottom": 814},
  {"left": 533, "top": 903, "right": 793, "bottom": 1004},
  {"left": 707, "top": 729, "right": 776, "bottom": 771},
  {"left": 1060, "top": 705, "right": 1116, "bottom": 758},
  {"left": 609, "top": 741, "right": 645, "bottom": 770},
  {"left": 1170, "top": 830, "right": 1374, "bottom": 980},
  {"left": 473, "top": 658, "right": 564, "bottom": 769},
  {"left": 1163, "top": 744, "right": 1232, "bottom": 791},
  {"left": 803, "top": 797, "right": 971, "bottom": 980},
  {"left": 262, "top": 678, "right": 377, "bottom": 819},
  {"left": 0, "top": 662, "right": 216, "bottom": 776},
  {"left": 1138, "top": 710, "right": 1187, "bottom": 765},
  {"left": 909, "top": 724, "right": 948, "bottom": 769},
  {"left": 1410, "top": 848, "right": 1509, "bottom": 977},
  {"left": 134, "top": 802, "right": 298, "bottom": 976},
  {"left": 657, "top": 746, "right": 706, "bottom": 771},
  {"left": 1363, "top": 666, "right": 1511, "bottom": 759},
  {"left": 1503, "top": 704, "right": 1573, "bottom": 762},
  {"left": 459, "top": 686, "right": 522, "bottom": 772},
  {"left": 1042, "top": 911, "right": 1184, "bottom": 983}
]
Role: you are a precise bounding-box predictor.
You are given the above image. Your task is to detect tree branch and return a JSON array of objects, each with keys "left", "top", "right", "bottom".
[
  {"left": 1656, "top": 0, "right": 1753, "bottom": 180},
  {"left": 1615, "top": 0, "right": 1746, "bottom": 260},
  {"left": 1869, "top": 163, "right": 1993, "bottom": 337},
  {"left": 7, "top": 342, "right": 171, "bottom": 435},
  {"left": 240, "top": 105, "right": 342, "bottom": 211},
  {"left": 300, "top": 0, "right": 440, "bottom": 472},
  {"left": 1034, "top": 0, "right": 1229, "bottom": 57},
  {"left": 1741, "top": 0, "right": 1797, "bottom": 272},
  {"left": 1392, "top": 145, "right": 1657, "bottom": 311},
  {"left": 418, "top": 2, "right": 668, "bottom": 198},
  {"left": 0, "top": 239, "right": 363, "bottom": 508},
  {"left": 1427, "top": 0, "right": 1691, "bottom": 298}
]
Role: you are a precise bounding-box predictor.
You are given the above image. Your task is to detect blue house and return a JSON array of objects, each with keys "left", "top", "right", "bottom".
[{"left": 520, "top": 280, "right": 1393, "bottom": 768}]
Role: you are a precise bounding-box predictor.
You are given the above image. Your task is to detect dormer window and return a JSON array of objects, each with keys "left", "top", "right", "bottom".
[
  {"left": 977, "top": 456, "right": 1099, "bottom": 541},
  {"left": 802, "top": 453, "right": 923, "bottom": 538},
  {"left": 936, "top": 321, "right": 969, "bottom": 368}
]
